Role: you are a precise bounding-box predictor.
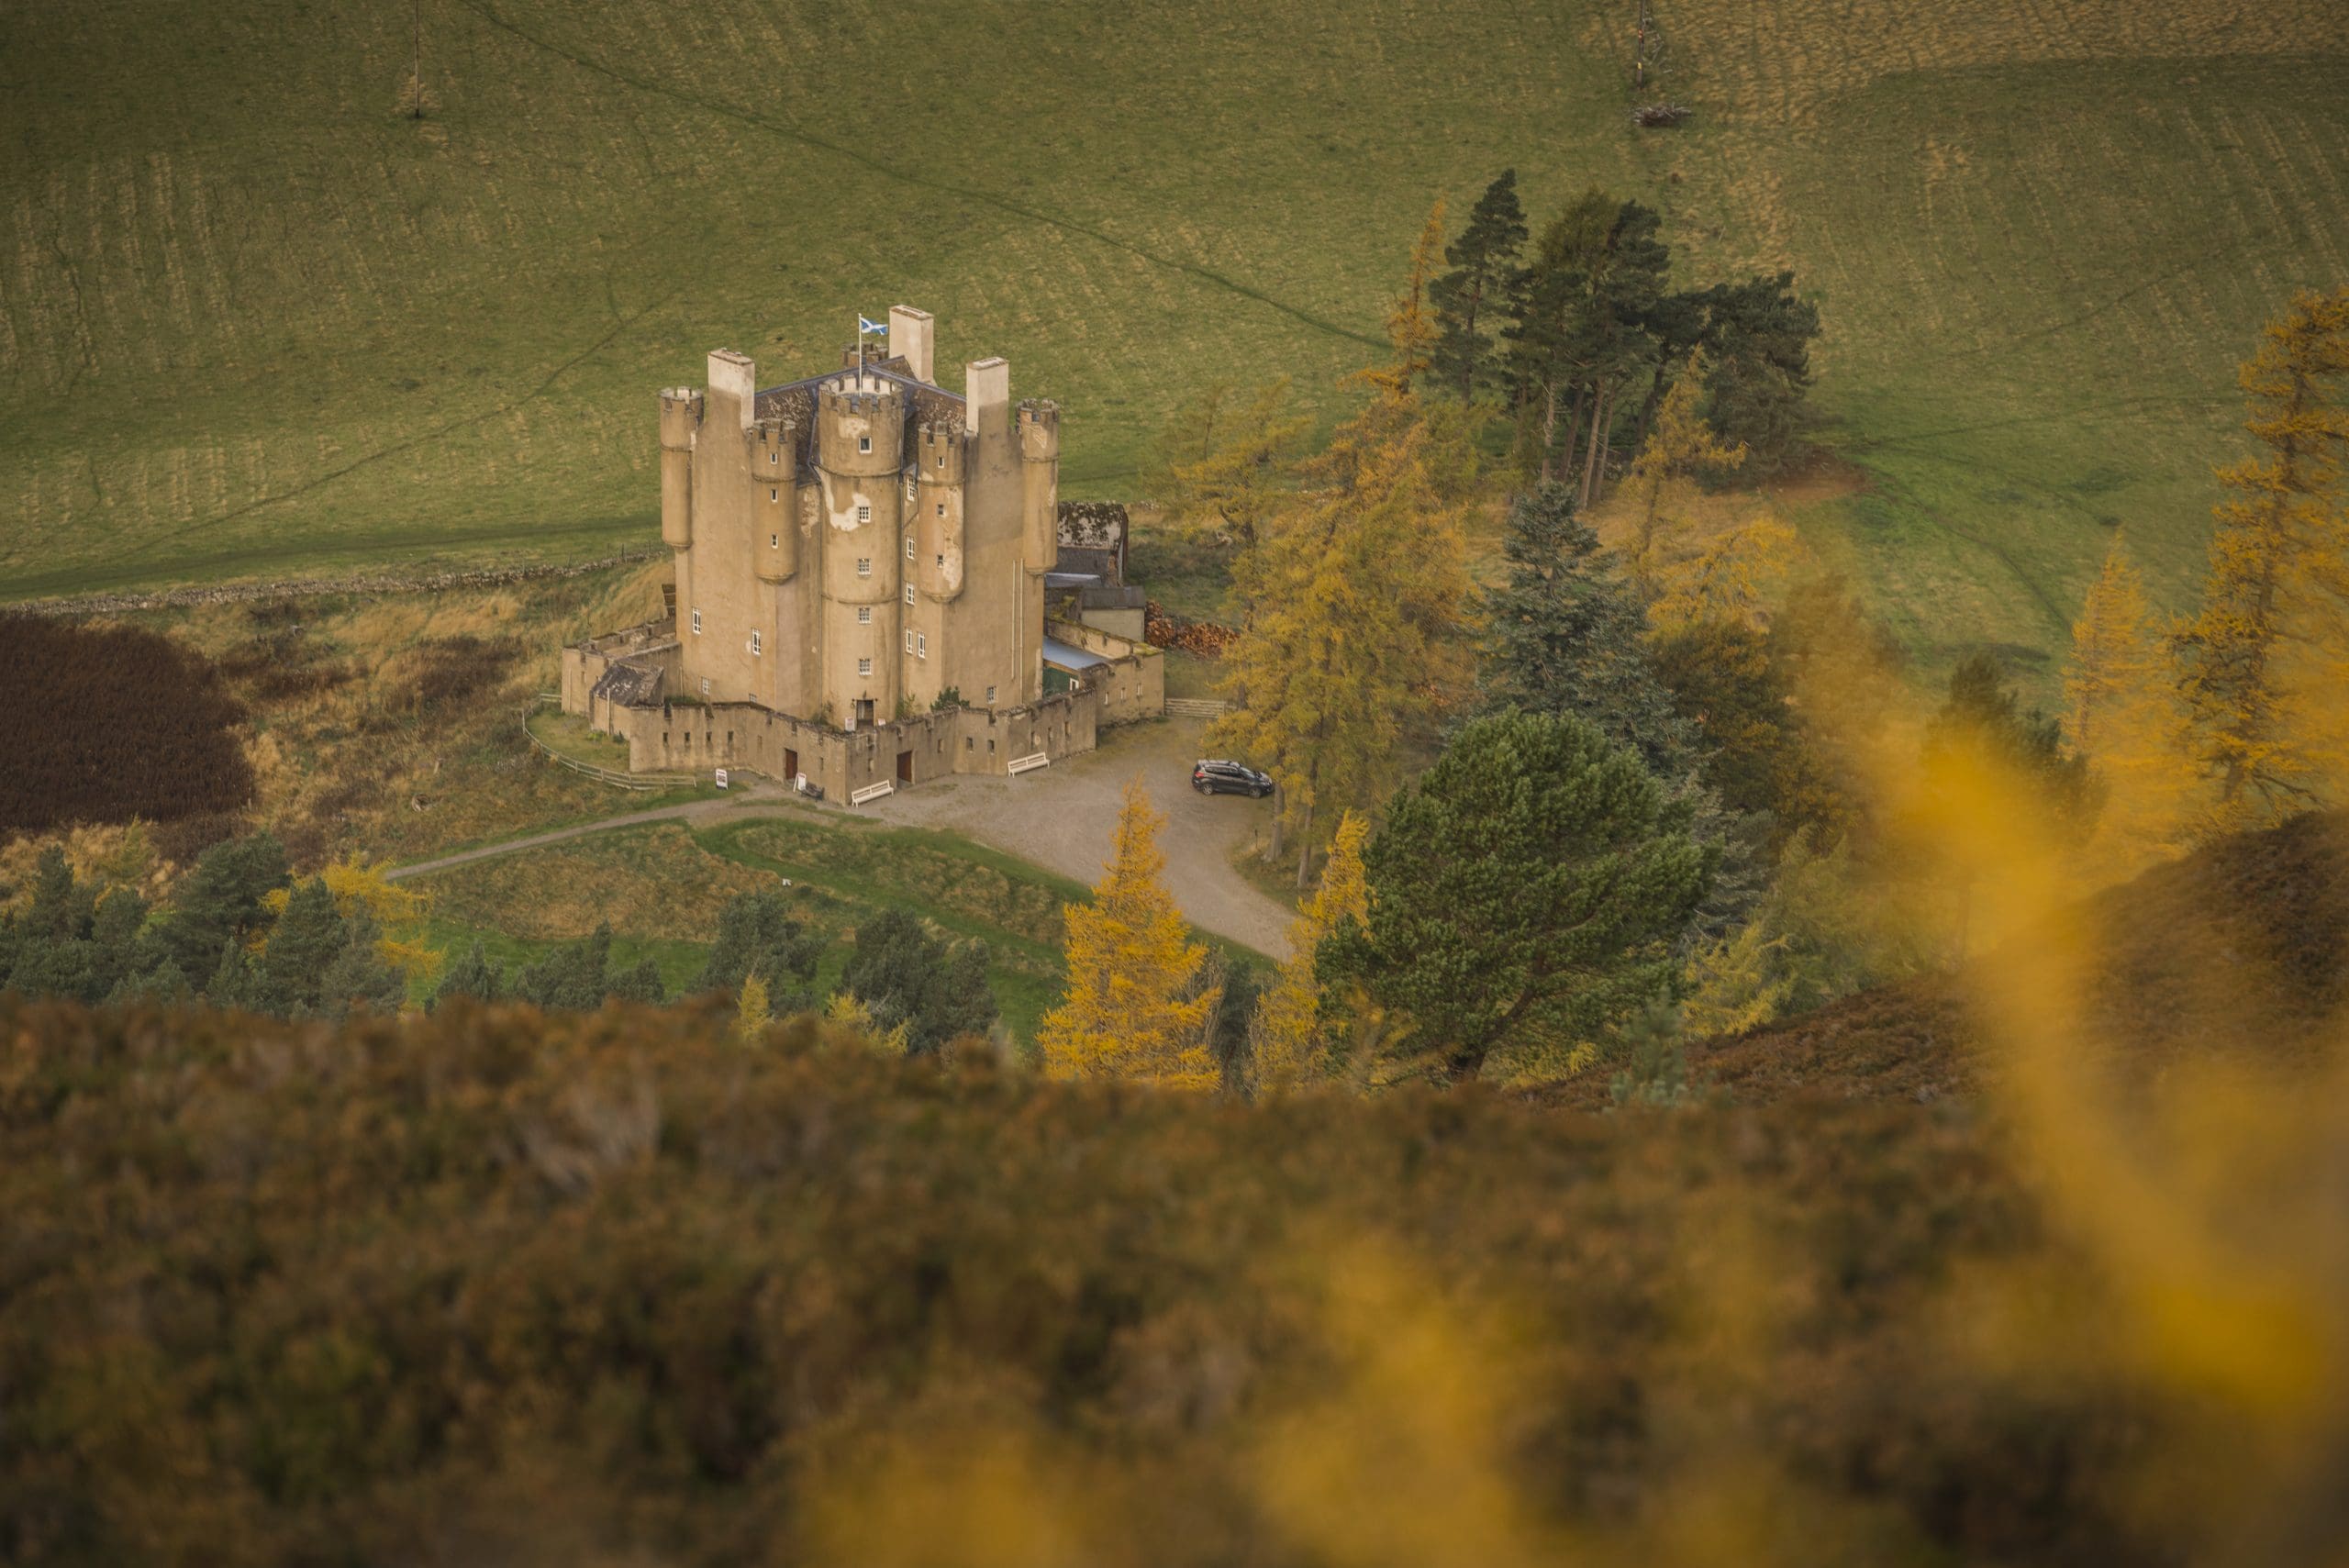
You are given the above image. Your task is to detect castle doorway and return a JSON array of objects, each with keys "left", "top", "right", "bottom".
[
  {"left": 896, "top": 750, "right": 913, "bottom": 784},
  {"left": 784, "top": 747, "right": 799, "bottom": 781}
]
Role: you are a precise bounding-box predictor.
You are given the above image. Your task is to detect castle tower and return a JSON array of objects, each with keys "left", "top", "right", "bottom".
[
  {"left": 815, "top": 370, "right": 907, "bottom": 728},
  {"left": 659, "top": 388, "right": 702, "bottom": 550}
]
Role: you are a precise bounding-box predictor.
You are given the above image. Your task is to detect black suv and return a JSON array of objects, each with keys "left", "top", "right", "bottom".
[{"left": 1192, "top": 759, "right": 1274, "bottom": 797}]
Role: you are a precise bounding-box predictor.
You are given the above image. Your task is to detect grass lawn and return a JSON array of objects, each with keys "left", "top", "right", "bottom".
[{"left": 6, "top": 0, "right": 2344, "bottom": 694}]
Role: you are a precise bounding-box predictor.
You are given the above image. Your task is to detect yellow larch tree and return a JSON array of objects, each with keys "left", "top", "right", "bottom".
[
  {"left": 1040, "top": 781, "right": 1220, "bottom": 1088},
  {"left": 262, "top": 851, "right": 442, "bottom": 988},
  {"left": 2173, "top": 286, "right": 2349, "bottom": 832},
  {"left": 1626, "top": 350, "right": 1746, "bottom": 575},
  {"left": 1250, "top": 809, "right": 1370, "bottom": 1096},
  {"left": 2063, "top": 534, "right": 2200, "bottom": 869},
  {"left": 1363, "top": 199, "right": 1446, "bottom": 400}
]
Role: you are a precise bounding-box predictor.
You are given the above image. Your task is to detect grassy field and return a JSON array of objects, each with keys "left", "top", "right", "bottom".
[
  {"left": 406, "top": 808, "right": 1267, "bottom": 1046},
  {"left": 5, "top": 1, "right": 2346, "bottom": 684}
]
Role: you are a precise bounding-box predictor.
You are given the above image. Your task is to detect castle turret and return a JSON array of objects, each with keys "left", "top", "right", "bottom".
[
  {"left": 815, "top": 372, "right": 907, "bottom": 725},
  {"left": 915, "top": 420, "right": 966, "bottom": 601},
  {"left": 751, "top": 416, "right": 799, "bottom": 583},
  {"left": 659, "top": 387, "right": 701, "bottom": 550},
  {"left": 1018, "top": 399, "right": 1060, "bottom": 575}
]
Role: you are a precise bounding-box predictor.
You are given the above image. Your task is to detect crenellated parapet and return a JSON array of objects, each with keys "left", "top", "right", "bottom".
[
  {"left": 1017, "top": 398, "right": 1061, "bottom": 574},
  {"left": 659, "top": 387, "right": 704, "bottom": 549},
  {"left": 816, "top": 373, "right": 907, "bottom": 476}
]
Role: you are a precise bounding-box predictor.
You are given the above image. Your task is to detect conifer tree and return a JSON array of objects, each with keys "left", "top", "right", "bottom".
[
  {"left": 840, "top": 909, "right": 997, "bottom": 1054},
  {"left": 430, "top": 939, "right": 507, "bottom": 1011},
  {"left": 736, "top": 973, "right": 771, "bottom": 1041},
  {"left": 1320, "top": 712, "right": 1712, "bottom": 1084},
  {"left": 1476, "top": 482, "right": 1698, "bottom": 782},
  {"left": 1625, "top": 350, "right": 1746, "bottom": 573},
  {"left": 262, "top": 876, "right": 349, "bottom": 1016},
  {"left": 1040, "top": 782, "right": 1219, "bottom": 1087},
  {"left": 695, "top": 890, "right": 825, "bottom": 1011},
  {"left": 1364, "top": 199, "right": 1445, "bottom": 399},
  {"left": 2173, "top": 287, "right": 2349, "bottom": 830},
  {"left": 1431, "top": 170, "right": 1528, "bottom": 403},
  {"left": 1250, "top": 809, "right": 1369, "bottom": 1095},
  {"left": 2063, "top": 535, "right": 2199, "bottom": 863},
  {"left": 158, "top": 831, "right": 288, "bottom": 982},
  {"left": 317, "top": 906, "right": 406, "bottom": 1018}
]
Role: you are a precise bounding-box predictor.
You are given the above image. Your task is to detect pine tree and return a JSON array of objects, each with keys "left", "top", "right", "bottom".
[
  {"left": 157, "top": 831, "right": 288, "bottom": 982},
  {"left": 1040, "top": 782, "right": 1219, "bottom": 1087},
  {"left": 840, "top": 909, "right": 998, "bottom": 1055},
  {"left": 317, "top": 906, "right": 406, "bottom": 1019},
  {"left": 430, "top": 939, "right": 507, "bottom": 1011},
  {"left": 2063, "top": 535, "right": 2199, "bottom": 864},
  {"left": 1476, "top": 482, "right": 1699, "bottom": 782},
  {"left": 2173, "top": 287, "right": 2349, "bottom": 830},
  {"left": 1320, "top": 711, "right": 1712, "bottom": 1085},
  {"left": 1250, "top": 809, "right": 1370, "bottom": 1095},
  {"left": 696, "top": 891, "right": 825, "bottom": 1012},
  {"left": 262, "top": 876, "right": 349, "bottom": 1016},
  {"left": 1431, "top": 170, "right": 1529, "bottom": 403}
]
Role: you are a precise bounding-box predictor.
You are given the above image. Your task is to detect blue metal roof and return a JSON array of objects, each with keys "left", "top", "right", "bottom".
[{"left": 1041, "top": 638, "right": 1110, "bottom": 671}]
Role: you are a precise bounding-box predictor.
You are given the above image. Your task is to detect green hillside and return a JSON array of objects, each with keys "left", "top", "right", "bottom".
[{"left": 5, "top": 0, "right": 2345, "bottom": 680}]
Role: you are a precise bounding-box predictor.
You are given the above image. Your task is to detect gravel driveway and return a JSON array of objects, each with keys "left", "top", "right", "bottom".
[{"left": 861, "top": 717, "right": 1293, "bottom": 958}]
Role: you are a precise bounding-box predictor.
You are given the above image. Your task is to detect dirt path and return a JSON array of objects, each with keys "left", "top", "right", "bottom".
[
  {"left": 860, "top": 717, "right": 1291, "bottom": 958},
  {"left": 388, "top": 717, "right": 1293, "bottom": 957}
]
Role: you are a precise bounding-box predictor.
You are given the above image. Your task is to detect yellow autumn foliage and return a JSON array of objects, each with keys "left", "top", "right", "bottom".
[{"left": 1251, "top": 809, "right": 1370, "bottom": 1095}]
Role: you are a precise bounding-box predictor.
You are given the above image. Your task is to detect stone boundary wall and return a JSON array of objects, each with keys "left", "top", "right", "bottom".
[
  {"left": 4, "top": 547, "right": 666, "bottom": 619},
  {"left": 596, "top": 687, "right": 1101, "bottom": 800}
]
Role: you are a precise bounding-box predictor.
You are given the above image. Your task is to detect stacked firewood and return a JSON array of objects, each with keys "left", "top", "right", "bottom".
[{"left": 1144, "top": 601, "right": 1240, "bottom": 657}]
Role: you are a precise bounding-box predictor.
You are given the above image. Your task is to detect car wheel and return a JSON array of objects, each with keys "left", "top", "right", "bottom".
[{"left": 1195, "top": 782, "right": 1209, "bottom": 794}]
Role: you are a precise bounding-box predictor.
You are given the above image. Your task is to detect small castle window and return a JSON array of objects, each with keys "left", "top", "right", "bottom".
[
  {"left": 985, "top": 685, "right": 996, "bottom": 706},
  {"left": 904, "top": 584, "right": 914, "bottom": 606},
  {"left": 769, "top": 487, "right": 779, "bottom": 502},
  {"left": 935, "top": 554, "right": 944, "bottom": 569},
  {"left": 857, "top": 606, "right": 871, "bottom": 625},
  {"left": 770, "top": 531, "right": 779, "bottom": 548},
  {"left": 965, "top": 736, "right": 974, "bottom": 751},
  {"left": 856, "top": 557, "right": 871, "bottom": 576},
  {"left": 691, "top": 608, "right": 702, "bottom": 634},
  {"left": 905, "top": 536, "right": 915, "bottom": 560},
  {"left": 856, "top": 502, "right": 871, "bottom": 524},
  {"left": 751, "top": 631, "right": 762, "bottom": 656},
  {"left": 917, "top": 633, "right": 927, "bottom": 659},
  {"left": 936, "top": 503, "right": 946, "bottom": 517},
  {"left": 936, "top": 454, "right": 945, "bottom": 469},
  {"left": 858, "top": 436, "right": 872, "bottom": 453},
  {"left": 700, "top": 678, "right": 710, "bottom": 695},
  {"left": 904, "top": 630, "right": 913, "bottom": 653},
  {"left": 858, "top": 657, "right": 872, "bottom": 676},
  {"left": 770, "top": 450, "right": 779, "bottom": 464}
]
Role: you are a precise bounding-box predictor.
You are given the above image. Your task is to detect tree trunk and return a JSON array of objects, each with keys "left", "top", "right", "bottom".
[
  {"left": 1579, "top": 380, "right": 1611, "bottom": 508},
  {"left": 1631, "top": 353, "right": 1672, "bottom": 462},
  {"left": 1593, "top": 385, "right": 1617, "bottom": 503},
  {"left": 1268, "top": 782, "right": 1285, "bottom": 859},
  {"left": 1458, "top": 281, "right": 1481, "bottom": 403},
  {"left": 1295, "top": 797, "right": 1315, "bottom": 891},
  {"left": 1542, "top": 381, "right": 1565, "bottom": 482},
  {"left": 1557, "top": 381, "right": 1584, "bottom": 485}
]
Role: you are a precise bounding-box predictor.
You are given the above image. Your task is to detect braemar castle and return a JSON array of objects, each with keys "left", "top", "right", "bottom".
[{"left": 562, "top": 307, "right": 1161, "bottom": 802}]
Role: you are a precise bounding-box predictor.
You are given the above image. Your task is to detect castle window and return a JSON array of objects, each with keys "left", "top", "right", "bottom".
[
  {"left": 858, "top": 436, "right": 872, "bottom": 453},
  {"left": 751, "top": 631, "right": 762, "bottom": 656},
  {"left": 857, "top": 557, "right": 871, "bottom": 576},
  {"left": 936, "top": 454, "right": 945, "bottom": 469},
  {"left": 857, "top": 606, "right": 871, "bottom": 625},
  {"left": 769, "top": 487, "right": 779, "bottom": 502},
  {"left": 985, "top": 685, "right": 996, "bottom": 705},
  {"left": 769, "top": 450, "right": 779, "bottom": 464},
  {"left": 701, "top": 678, "right": 710, "bottom": 695},
  {"left": 904, "top": 630, "right": 913, "bottom": 653},
  {"left": 770, "top": 531, "right": 779, "bottom": 549},
  {"left": 904, "top": 584, "right": 914, "bottom": 606},
  {"left": 858, "top": 657, "right": 872, "bottom": 676},
  {"left": 936, "top": 503, "right": 946, "bottom": 517},
  {"left": 917, "top": 633, "right": 927, "bottom": 659},
  {"left": 856, "top": 502, "right": 871, "bottom": 523},
  {"left": 905, "top": 536, "right": 915, "bottom": 560},
  {"left": 935, "top": 554, "right": 944, "bottom": 569},
  {"left": 691, "top": 608, "right": 702, "bottom": 634}
]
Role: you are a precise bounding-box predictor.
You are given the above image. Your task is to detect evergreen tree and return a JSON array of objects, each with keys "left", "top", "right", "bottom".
[
  {"left": 1650, "top": 617, "right": 1828, "bottom": 850},
  {"left": 205, "top": 939, "right": 272, "bottom": 1013},
  {"left": 1476, "top": 482, "right": 1699, "bottom": 781},
  {"left": 1250, "top": 808, "right": 1370, "bottom": 1096},
  {"left": 1322, "top": 712, "right": 1712, "bottom": 1085},
  {"left": 2173, "top": 286, "right": 2349, "bottom": 830},
  {"left": 696, "top": 891, "right": 825, "bottom": 1012},
  {"left": 317, "top": 906, "right": 406, "bottom": 1019},
  {"left": 430, "top": 940, "right": 507, "bottom": 1011},
  {"left": 1625, "top": 349, "right": 1746, "bottom": 574},
  {"left": 1040, "top": 782, "right": 1219, "bottom": 1087},
  {"left": 262, "top": 876, "right": 349, "bottom": 1017},
  {"left": 606, "top": 957, "right": 666, "bottom": 1006},
  {"left": 87, "top": 887, "right": 152, "bottom": 998},
  {"left": 1693, "top": 271, "right": 1820, "bottom": 471},
  {"left": 1926, "top": 653, "right": 2099, "bottom": 830},
  {"left": 515, "top": 923, "right": 616, "bottom": 1011},
  {"left": 1431, "top": 170, "right": 1528, "bottom": 402},
  {"left": 839, "top": 909, "right": 997, "bottom": 1055},
  {"left": 158, "top": 831, "right": 289, "bottom": 983}
]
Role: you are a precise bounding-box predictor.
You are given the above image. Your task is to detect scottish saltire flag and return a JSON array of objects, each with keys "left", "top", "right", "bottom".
[{"left": 858, "top": 315, "right": 887, "bottom": 335}]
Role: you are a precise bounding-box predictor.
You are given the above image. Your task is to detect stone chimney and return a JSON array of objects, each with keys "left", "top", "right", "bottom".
[
  {"left": 888, "top": 306, "right": 935, "bottom": 384},
  {"left": 707, "top": 348, "right": 756, "bottom": 431},
  {"left": 963, "top": 356, "right": 1009, "bottom": 438}
]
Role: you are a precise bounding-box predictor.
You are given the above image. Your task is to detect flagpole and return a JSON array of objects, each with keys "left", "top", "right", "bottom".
[{"left": 857, "top": 314, "right": 864, "bottom": 376}]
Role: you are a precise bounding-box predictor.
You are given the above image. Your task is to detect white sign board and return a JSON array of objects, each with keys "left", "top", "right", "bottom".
[
  {"left": 715, "top": 768, "right": 729, "bottom": 789},
  {"left": 796, "top": 773, "right": 809, "bottom": 792}
]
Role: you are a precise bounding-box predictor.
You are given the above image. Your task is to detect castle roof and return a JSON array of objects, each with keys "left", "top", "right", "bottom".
[{"left": 754, "top": 357, "right": 965, "bottom": 430}]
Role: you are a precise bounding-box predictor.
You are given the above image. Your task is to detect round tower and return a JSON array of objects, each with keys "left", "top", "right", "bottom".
[
  {"left": 815, "top": 373, "right": 907, "bottom": 725},
  {"left": 659, "top": 387, "right": 702, "bottom": 550},
  {"left": 1018, "top": 399, "right": 1061, "bottom": 574},
  {"left": 752, "top": 415, "right": 799, "bottom": 584},
  {"left": 915, "top": 418, "right": 967, "bottom": 601}
]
